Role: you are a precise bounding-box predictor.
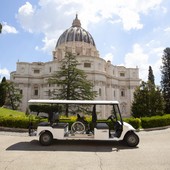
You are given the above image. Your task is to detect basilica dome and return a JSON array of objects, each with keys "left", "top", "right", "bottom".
[{"left": 56, "top": 15, "right": 96, "bottom": 48}]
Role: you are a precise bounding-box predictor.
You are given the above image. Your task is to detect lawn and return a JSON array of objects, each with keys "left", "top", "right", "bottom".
[
  {"left": 0, "top": 107, "right": 26, "bottom": 117},
  {"left": 0, "top": 107, "right": 31, "bottom": 129}
]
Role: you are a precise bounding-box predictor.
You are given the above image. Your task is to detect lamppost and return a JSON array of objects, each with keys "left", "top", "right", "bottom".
[{"left": 0, "top": 23, "right": 2, "bottom": 33}]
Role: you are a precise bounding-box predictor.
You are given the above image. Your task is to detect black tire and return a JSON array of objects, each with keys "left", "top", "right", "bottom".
[
  {"left": 124, "top": 132, "right": 139, "bottom": 147},
  {"left": 39, "top": 131, "right": 53, "bottom": 146}
]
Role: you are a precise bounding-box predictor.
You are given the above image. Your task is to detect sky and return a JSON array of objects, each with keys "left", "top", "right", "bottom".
[{"left": 0, "top": 0, "right": 170, "bottom": 85}]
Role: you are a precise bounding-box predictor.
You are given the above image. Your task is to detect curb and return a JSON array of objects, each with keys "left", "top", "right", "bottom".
[{"left": 136, "top": 125, "right": 170, "bottom": 132}]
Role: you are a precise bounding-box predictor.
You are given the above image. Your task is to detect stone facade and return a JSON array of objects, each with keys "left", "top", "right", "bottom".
[{"left": 10, "top": 15, "right": 140, "bottom": 118}]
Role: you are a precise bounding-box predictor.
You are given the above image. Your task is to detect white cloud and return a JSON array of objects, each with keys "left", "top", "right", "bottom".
[
  {"left": 18, "top": 2, "right": 35, "bottom": 16},
  {"left": 17, "top": 2, "right": 35, "bottom": 33},
  {"left": 108, "top": 19, "right": 121, "bottom": 25},
  {"left": 0, "top": 68, "right": 10, "bottom": 80},
  {"left": 146, "top": 40, "right": 161, "bottom": 47},
  {"left": 16, "top": 0, "right": 165, "bottom": 53},
  {"left": 35, "top": 37, "right": 58, "bottom": 53},
  {"left": 125, "top": 44, "right": 149, "bottom": 81},
  {"left": 148, "top": 46, "right": 164, "bottom": 83},
  {"left": 161, "top": 6, "right": 167, "bottom": 14},
  {"left": 164, "top": 27, "right": 170, "bottom": 32},
  {"left": 125, "top": 43, "right": 163, "bottom": 84},
  {"left": 125, "top": 44, "right": 148, "bottom": 66},
  {"left": 103, "top": 53, "right": 114, "bottom": 63},
  {"left": 118, "top": 8, "right": 143, "bottom": 30},
  {"left": 1, "top": 22, "right": 18, "bottom": 34}
]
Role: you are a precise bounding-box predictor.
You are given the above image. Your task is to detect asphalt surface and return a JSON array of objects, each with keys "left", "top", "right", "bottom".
[{"left": 0, "top": 128, "right": 170, "bottom": 170}]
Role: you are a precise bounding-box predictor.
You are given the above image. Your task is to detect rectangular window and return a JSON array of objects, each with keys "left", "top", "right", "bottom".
[
  {"left": 34, "top": 69, "right": 40, "bottom": 74},
  {"left": 84, "top": 63, "right": 91, "bottom": 68},
  {"left": 121, "top": 90, "right": 125, "bottom": 97},
  {"left": 20, "top": 90, "right": 23, "bottom": 95},
  {"left": 120, "top": 72, "right": 125, "bottom": 77},
  {"left": 48, "top": 90, "right": 51, "bottom": 97},
  {"left": 113, "top": 90, "right": 116, "bottom": 97},
  {"left": 99, "top": 88, "right": 102, "bottom": 96}
]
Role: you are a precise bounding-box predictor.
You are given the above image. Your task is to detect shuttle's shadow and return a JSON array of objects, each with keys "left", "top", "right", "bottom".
[{"left": 6, "top": 139, "right": 138, "bottom": 152}]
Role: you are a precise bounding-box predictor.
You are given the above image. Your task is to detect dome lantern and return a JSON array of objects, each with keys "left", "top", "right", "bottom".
[{"left": 72, "top": 14, "right": 81, "bottom": 27}]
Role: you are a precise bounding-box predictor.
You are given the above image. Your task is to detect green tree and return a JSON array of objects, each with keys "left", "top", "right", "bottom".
[
  {"left": 148, "top": 66, "right": 155, "bottom": 85},
  {"left": 5, "top": 82, "right": 22, "bottom": 110},
  {"left": 48, "top": 52, "right": 97, "bottom": 116},
  {"left": 0, "top": 23, "right": 2, "bottom": 33},
  {"left": 131, "top": 81, "right": 164, "bottom": 118},
  {"left": 0, "top": 77, "right": 7, "bottom": 106},
  {"left": 161, "top": 47, "right": 170, "bottom": 114},
  {"left": 131, "top": 81, "right": 149, "bottom": 117}
]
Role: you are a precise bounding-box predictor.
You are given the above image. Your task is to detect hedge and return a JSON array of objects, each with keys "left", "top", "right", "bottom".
[
  {"left": 0, "top": 115, "right": 46, "bottom": 129},
  {"left": 59, "top": 118, "right": 141, "bottom": 130},
  {"left": 141, "top": 114, "right": 170, "bottom": 128},
  {"left": 0, "top": 116, "right": 30, "bottom": 129},
  {"left": 1, "top": 114, "right": 170, "bottom": 130},
  {"left": 123, "top": 118, "right": 141, "bottom": 129}
]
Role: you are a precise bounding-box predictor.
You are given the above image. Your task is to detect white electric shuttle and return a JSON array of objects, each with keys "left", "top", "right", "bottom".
[{"left": 28, "top": 99, "right": 139, "bottom": 147}]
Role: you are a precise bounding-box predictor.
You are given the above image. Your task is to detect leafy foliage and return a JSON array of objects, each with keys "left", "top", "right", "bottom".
[
  {"left": 1, "top": 108, "right": 170, "bottom": 130},
  {"left": 48, "top": 52, "right": 97, "bottom": 116},
  {"left": 0, "top": 23, "right": 2, "bottom": 33},
  {"left": 161, "top": 47, "right": 170, "bottom": 114},
  {"left": 0, "top": 77, "right": 7, "bottom": 106},
  {"left": 148, "top": 66, "right": 155, "bottom": 85},
  {"left": 131, "top": 81, "right": 164, "bottom": 118},
  {"left": 141, "top": 114, "right": 170, "bottom": 128},
  {"left": 123, "top": 118, "right": 141, "bottom": 129},
  {"left": 29, "top": 104, "right": 62, "bottom": 114},
  {"left": 132, "top": 65, "right": 164, "bottom": 118},
  {"left": 0, "top": 107, "right": 25, "bottom": 117},
  {"left": 5, "top": 81, "right": 22, "bottom": 110},
  {"left": 0, "top": 77, "right": 22, "bottom": 110}
]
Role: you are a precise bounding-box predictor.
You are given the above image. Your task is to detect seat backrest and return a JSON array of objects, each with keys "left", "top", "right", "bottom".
[
  {"left": 92, "top": 105, "right": 97, "bottom": 128},
  {"left": 114, "top": 121, "right": 123, "bottom": 137}
]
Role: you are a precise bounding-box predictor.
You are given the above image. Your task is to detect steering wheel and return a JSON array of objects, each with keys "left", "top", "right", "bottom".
[{"left": 107, "top": 115, "right": 114, "bottom": 121}]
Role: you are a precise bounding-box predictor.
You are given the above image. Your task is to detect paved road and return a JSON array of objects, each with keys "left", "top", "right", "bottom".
[{"left": 0, "top": 128, "right": 170, "bottom": 170}]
